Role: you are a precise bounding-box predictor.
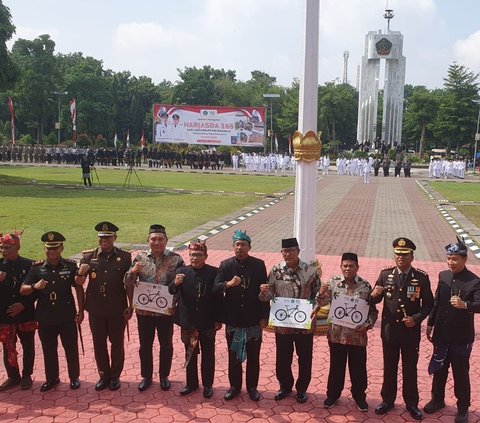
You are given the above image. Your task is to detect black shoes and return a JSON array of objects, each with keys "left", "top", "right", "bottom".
[
  {"left": 109, "top": 378, "right": 121, "bottom": 391},
  {"left": 224, "top": 387, "right": 240, "bottom": 401},
  {"left": 70, "top": 378, "right": 81, "bottom": 390},
  {"left": 274, "top": 388, "right": 292, "bottom": 401},
  {"left": 138, "top": 378, "right": 152, "bottom": 392},
  {"left": 375, "top": 402, "right": 394, "bottom": 415},
  {"left": 160, "top": 378, "right": 171, "bottom": 391},
  {"left": 248, "top": 388, "right": 260, "bottom": 401},
  {"left": 40, "top": 378, "right": 60, "bottom": 392},
  {"left": 356, "top": 399, "right": 369, "bottom": 412},
  {"left": 406, "top": 405, "right": 423, "bottom": 421},
  {"left": 455, "top": 410, "right": 468, "bottom": 423},
  {"left": 424, "top": 400, "right": 446, "bottom": 414},
  {"left": 95, "top": 379, "right": 109, "bottom": 391},
  {"left": 20, "top": 375, "right": 33, "bottom": 390},
  {"left": 179, "top": 386, "right": 197, "bottom": 396},
  {"left": 203, "top": 387, "right": 214, "bottom": 398},
  {"left": 0, "top": 377, "right": 21, "bottom": 391},
  {"left": 323, "top": 397, "right": 337, "bottom": 409},
  {"left": 296, "top": 392, "right": 308, "bottom": 403}
]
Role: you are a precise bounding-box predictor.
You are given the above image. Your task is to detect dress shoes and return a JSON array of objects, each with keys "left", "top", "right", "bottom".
[
  {"left": 0, "top": 377, "right": 21, "bottom": 391},
  {"left": 95, "top": 379, "right": 109, "bottom": 391},
  {"left": 179, "top": 386, "right": 197, "bottom": 396},
  {"left": 248, "top": 388, "right": 260, "bottom": 401},
  {"left": 203, "top": 387, "right": 214, "bottom": 398},
  {"left": 109, "top": 378, "right": 121, "bottom": 391},
  {"left": 356, "top": 399, "right": 369, "bottom": 412},
  {"left": 40, "top": 378, "right": 60, "bottom": 392},
  {"left": 455, "top": 410, "right": 468, "bottom": 423},
  {"left": 160, "top": 378, "right": 171, "bottom": 391},
  {"left": 21, "top": 375, "right": 33, "bottom": 390},
  {"left": 424, "top": 400, "right": 446, "bottom": 414},
  {"left": 323, "top": 397, "right": 337, "bottom": 409},
  {"left": 274, "top": 388, "right": 292, "bottom": 401},
  {"left": 70, "top": 378, "right": 81, "bottom": 390},
  {"left": 296, "top": 392, "right": 308, "bottom": 404},
  {"left": 406, "top": 405, "right": 423, "bottom": 421},
  {"left": 375, "top": 402, "right": 394, "bottom": 415},
  {"left": 138, "top": 378, "right": 152, "bottom": 392},
  {"left": 224, "top": 387, "right": 240, "bottom": 401}
]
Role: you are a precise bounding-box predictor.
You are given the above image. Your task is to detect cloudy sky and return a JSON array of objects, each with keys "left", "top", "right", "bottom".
[{"left": 4, "top": 0, "right": 480, "bottom": 89}]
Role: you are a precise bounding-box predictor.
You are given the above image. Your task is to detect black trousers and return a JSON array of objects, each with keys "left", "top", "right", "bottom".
[
  {"left": 226, "top": 329, "right": 262, "bottom": 390},
  {"left": 381, "top": 339, "right": 419, "bottom": 406},
  {"left": 431, "top": 346, "right": 471, "bottom": 412},
  {"left": 3, "top": 328, "right": 35, "bottom": 379},
  {"left": 137, "top": 314, "right": 173, "bottom": 379},
  {"left": 89, "top": 314, "right": 126, "bottom": 380},
  {"left": 182, "top": 328, "right": 216, "bottom": 389},
  {"left": 275, "top": 332, "right": 313, "bottom": 393},
  {"left": 38, "top": 320, "right": 79, "bottom": 382},
  {"left": 327, "top": 341, "right": 367, "bottom": 401}
]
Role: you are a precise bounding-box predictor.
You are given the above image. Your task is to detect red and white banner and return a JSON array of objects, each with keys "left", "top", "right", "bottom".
[
  {"left": 8, "top": 97, "right": 15, "bottom": 144},
  {"left": 69, "top": 98, "right": 76, "bottom": 144},
  {"left": 152, "top": 104, "right": 266, "bottom": 147}
]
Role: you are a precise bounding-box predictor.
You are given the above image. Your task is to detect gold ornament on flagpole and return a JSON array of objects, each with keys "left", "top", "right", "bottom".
[{"left": 292, "top": 130, "right": 322, "bottom": 162}]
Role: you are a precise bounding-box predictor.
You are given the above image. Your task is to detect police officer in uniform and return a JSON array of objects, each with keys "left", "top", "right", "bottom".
[
  {"left": 77, "top": 222, "right": 132, "bottom": 391},
  {"left": 371, "top": 237, "right": 433, "bottom": 420},
  {"left": 21, "top": 231, "right": 85, "bottom": 392}
]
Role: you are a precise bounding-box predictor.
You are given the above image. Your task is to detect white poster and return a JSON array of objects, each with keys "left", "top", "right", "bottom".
[
  {"left": 328, "top": 293, "right": 370, "bottom": 329},
  {"left": 269, "top": 297, "right": 314, "bottom": 330},
  {"left": 133, "top": 281, "right": 174, "bottom": 315}
]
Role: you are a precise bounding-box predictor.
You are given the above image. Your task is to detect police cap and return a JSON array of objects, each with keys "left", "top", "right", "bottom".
[
  {"left": 41, "top": 231, "right": 65, "bottom": 248},
  {"left": 95, "top": 221, "right": 119, "bottom": 237},
  {"left": 392, "top": 237, "right": 416, "bottom": 254}
]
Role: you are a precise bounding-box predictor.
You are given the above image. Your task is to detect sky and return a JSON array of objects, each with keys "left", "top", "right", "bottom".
[{"left": 4, "top": 0, "right": 480, "bottom": 89}]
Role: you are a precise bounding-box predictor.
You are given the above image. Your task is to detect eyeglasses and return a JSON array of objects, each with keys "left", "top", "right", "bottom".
[{"left": 281, "top": 247, "right": 299, "bottom": 254}]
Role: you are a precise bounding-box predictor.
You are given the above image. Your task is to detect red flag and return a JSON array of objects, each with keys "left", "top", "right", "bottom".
[
  {"left": 8, "top": 97, "right": 15, "bottom": 145},
  {"left": 69, "top": 98, "right": 77, "bottom": 145},
  {"left": 140, "top": 130, "right": 146, "bottom": 148}
]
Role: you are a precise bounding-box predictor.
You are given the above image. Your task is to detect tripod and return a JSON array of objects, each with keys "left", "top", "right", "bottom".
[
  {"left": 123, "top": 163, "right": 143, "bottom": 188},
  {"left": 91, "top": 166, "right": 101, "bottom": 186}
]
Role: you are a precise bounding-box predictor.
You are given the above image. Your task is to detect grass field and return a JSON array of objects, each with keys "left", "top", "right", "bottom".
[
  {"left": 427, "top": 180, "right": 480, "bottom": 228},
  {"left": 1, "top": 165, "right": 295, "bottom": 258}
]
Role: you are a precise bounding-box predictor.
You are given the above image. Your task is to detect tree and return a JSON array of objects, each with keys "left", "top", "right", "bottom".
[{"left": 0, "top": 1, "right": 17, "bottom": 91}]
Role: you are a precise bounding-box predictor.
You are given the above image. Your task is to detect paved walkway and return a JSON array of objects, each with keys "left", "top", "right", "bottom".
[{"left": 1, "top": 171, "right": 480, "bottom": 423}]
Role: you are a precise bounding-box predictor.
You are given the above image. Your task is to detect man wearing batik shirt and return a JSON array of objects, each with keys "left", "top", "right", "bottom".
[
  {"left": 316, "top": 252, "right": 378, "bottom": 412},
  {"left": 214, "top": 230, "right": 269, "bottom": 402},
  {"left": 124, "top": 224, "right": 184, "bottom": 392},
  {"left": 259, "top": 237, "right": 320, "bottom": 404},
  {"left": 0, "top": 232, "right": 35, "bottom": 391}
]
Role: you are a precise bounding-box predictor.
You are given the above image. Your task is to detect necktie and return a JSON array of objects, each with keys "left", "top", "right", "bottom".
[{"left": 400, "top": 273, "right": 407, "bottom": 286}]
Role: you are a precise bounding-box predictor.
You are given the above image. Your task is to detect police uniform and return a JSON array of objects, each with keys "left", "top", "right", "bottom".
[
  {"left": 80, "top": 222, "right": 132, "bottom": 390},
  {"left": 22, "top": 231, "right": 84, "bottom": 392},
  {"left": 373, "top": 238, "right": 433, "bottom": 418}
]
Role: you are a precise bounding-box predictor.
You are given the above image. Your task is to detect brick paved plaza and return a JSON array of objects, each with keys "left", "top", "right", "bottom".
[{"left": 1, "top": 172, "right": 480, "bottom": 422}]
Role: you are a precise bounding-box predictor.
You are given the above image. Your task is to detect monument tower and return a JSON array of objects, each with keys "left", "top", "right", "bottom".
[{"left": 356, "top": 9, "right": 406, "bottom": 147}]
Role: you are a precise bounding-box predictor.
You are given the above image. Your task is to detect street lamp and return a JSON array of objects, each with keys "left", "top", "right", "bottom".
[
  {"left": 51, "top": 91, "right": 68, "bottom": 145},
  {"left": 473, "top": 101, "right": 480, "bottom": 174},
  {"left": 263, "top": 93, "right": 280, "bottom": 153}
]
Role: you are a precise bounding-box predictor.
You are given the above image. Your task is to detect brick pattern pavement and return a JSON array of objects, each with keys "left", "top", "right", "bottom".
[{"left": 1, "top": 174, "right": 480, "bottom": 423}]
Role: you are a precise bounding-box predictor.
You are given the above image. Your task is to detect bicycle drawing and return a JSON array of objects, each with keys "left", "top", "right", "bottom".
[
  {"left": 137, "top": 290, "right": 168, "bottom": 309},
  {"left": 275, "top": 304, "right": 307, "bottom": 323},
  {"left": 333, "top": 303, "right": 363, "bottom": 324}
]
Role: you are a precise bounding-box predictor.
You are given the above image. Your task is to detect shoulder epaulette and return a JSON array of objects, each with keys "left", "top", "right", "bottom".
[
  {"left": 64, "top": 258, "right": 78, "bottom": 264},
  {"left": 32, "top": 260, "right": 45, "bottom": 266},
  {"left": 414, "top": 268, "right": 429, "bottom": 276},
  {"left": 382, "top": 265, "right": 396, "bottom": 272}
]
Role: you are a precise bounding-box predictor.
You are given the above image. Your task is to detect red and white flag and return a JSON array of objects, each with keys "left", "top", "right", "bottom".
[
  {"left": 69, "top": 98, "right": 77, "bottom": 145},
  {"left": 140, "top": 129, "right": 146, "bottom": 148},
  {"left": 8, "top": 97, "right": 15, "bottom": 145},
  {"left": 126, "top": 130, "right": 130, "bottom": 148}
]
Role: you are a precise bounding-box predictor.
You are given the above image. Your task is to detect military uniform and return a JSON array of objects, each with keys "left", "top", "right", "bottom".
[
  {"left": 373, "top": 260, "right": 433, "bottom": 409},
  {"left": 80, "top": 245, "right": 131, "bottom": 385}
]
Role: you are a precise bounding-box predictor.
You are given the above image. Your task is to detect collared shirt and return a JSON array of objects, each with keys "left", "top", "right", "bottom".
[
  {"left": 260, "top": 259, "right": 320, "bottom": 335},
  {"left": 124, "top": 249, "right": 184, "bottom": 317},
  {"left": 317, "top": 275, "right": 378, "bottom": 347}
]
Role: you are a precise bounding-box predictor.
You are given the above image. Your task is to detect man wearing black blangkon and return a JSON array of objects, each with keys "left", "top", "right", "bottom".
[{"left": 424, "top": 237, "right": 480, "bottom": 423}]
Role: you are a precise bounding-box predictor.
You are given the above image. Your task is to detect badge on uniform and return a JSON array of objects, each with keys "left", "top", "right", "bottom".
[
  {"left": 407, "top": 285, "right": 420, "bottom": 301},
  {"left": 91, "top": 272, "right": 97, "bottom": 279}
]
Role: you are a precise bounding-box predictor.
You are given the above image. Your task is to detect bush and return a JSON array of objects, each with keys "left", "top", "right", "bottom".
[
  {"left": 20, "top": 134, "right": 33, "bottom": 145},
  {"left": 77, "top": 133, "right": 92, "bottom": 147}
]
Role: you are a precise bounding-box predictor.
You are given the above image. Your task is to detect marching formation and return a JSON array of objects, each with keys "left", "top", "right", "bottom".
[{"left": 0, "top": 227, "right": 479, "bottom": 423}]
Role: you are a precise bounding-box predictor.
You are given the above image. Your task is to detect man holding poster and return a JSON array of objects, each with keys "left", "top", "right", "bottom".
[
  {"left": 259, "top": 238, "right": 320, "bottom": 404},
  {"left": 124, "top": 224, "right": 184, "bottom": 392},
  {"left": 315, "top": 252, "right": 377, "bottom": 412}
]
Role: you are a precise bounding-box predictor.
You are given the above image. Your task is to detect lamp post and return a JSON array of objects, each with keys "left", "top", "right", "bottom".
[
  {"left": 52, "top": 91, "right": 68, "bottom": 145},
  {"left": 473, "top": 103, "right": 480, "bottom": 174},
  {"left": 263, "top": 93, "right": 280, "bottom": 153}
]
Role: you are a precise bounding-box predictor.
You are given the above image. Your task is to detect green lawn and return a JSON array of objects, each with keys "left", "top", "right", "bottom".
[
  {"left": 1, "top": 166, "right": 294, "bottom": 258},
  {"left": 427, "top": 181, "right": 480, "bottom": 227}
]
